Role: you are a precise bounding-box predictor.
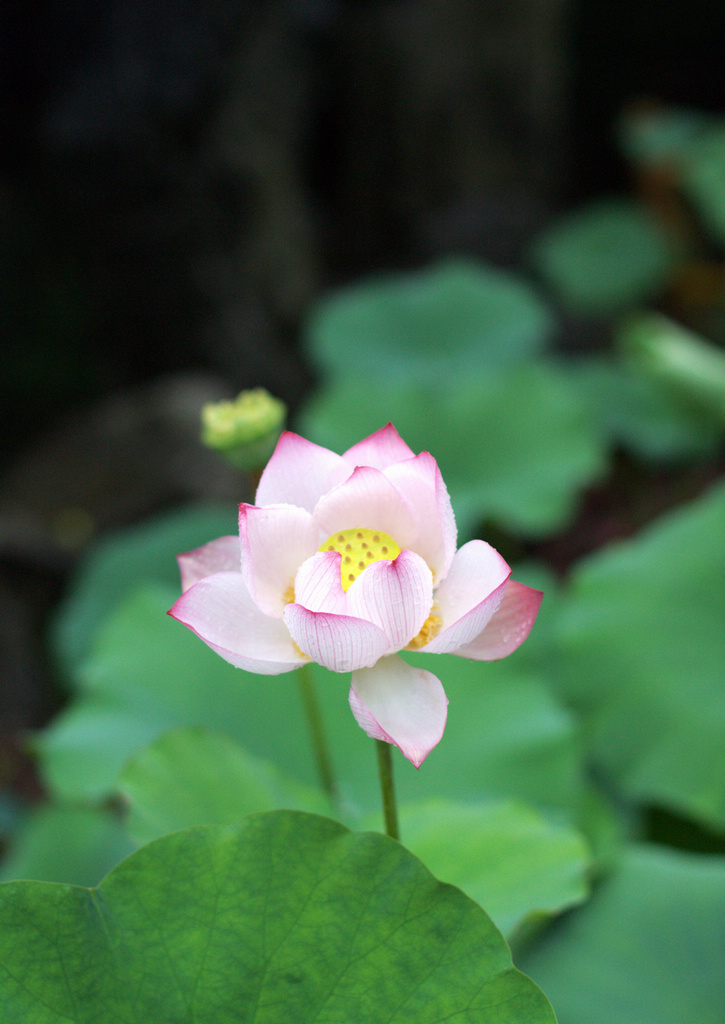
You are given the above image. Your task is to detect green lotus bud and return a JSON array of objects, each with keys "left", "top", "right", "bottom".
[{"left": 201, "top": 388, "right": 287, "bottom": 470}]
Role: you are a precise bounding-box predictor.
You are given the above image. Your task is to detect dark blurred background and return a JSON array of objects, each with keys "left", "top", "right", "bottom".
[{"left": 2, "top": 0, "right": 725, "bottom": 741}]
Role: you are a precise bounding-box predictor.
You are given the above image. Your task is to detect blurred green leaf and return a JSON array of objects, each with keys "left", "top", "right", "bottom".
[
  {"left": 518, "top": 844, "right": 725, "bottom": 1024},
  {"left": 528, "top": 198, "right": 680, "bottom": 313},
  {"left": 299, "top": 360, "right": 606, "bottom": 538},
  {"left": 0, "top": 812, "right": 556, "bottom": 1023},
  {"left": 387, "top": 798, "right": 590, "bottom": 939},
  {"left": 0, "top": 804, "right": 134, "bottom": 887},
  {"left": 119, "top": 726, "right": 331, "bottom": 846},
  {"left": 50, "top": 504, "right": 236, "bottom": 678},
  {"left": 553, "top": 480, "right": 725, "bottom": 831},
  {"left": 38, "top": 580, "right": 585, "bottom": 825},
  {"left": 569, "top": 355, "right": 723, "bottom": 460},
  {"left": 304, "top": 258, "right": 554, "bottom": 383},
  {"left": 615, "top": 103, "right": 712, "bottom": 168},
  {"left": 618, "top": 312, "right": 725, "bottom": 421},
  {"left": 680, "top": 123, "right": 725, "bottom": 246}
]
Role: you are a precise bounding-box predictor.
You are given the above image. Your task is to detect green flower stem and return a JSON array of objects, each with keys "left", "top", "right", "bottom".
[
  {"left": 376, "top": 740, "right": 400, "bottom": 840},
  {"left": 297, "top": 664, "right": 338, "bottom": 803}
]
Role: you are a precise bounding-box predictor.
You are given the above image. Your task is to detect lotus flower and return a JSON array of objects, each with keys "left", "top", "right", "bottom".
[{"left": 169, "top": 424, "right": 542, "bottom": 767}]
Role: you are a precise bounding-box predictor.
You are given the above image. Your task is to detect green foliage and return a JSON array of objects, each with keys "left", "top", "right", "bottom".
[
  {"left": 50, "top": 504, "right": 235, "bottom": 678},
  {"left": 119, "top": 725, "right": 331, "bottom": 846},
  {"left": 389, "top": 798, "right": 589, "bottom": 940},
  {"left": 618, "top": 312, "right": 725, "bottom": 421},
  {"left": 0, "top": 805, "right": 134, "bottom": 888},
  {"left": 615, "top": 103, "right": 713, "bottom": 168},
  {"left": 528, "top": 198, "right": 680, "bottom": 314},
  {"left": 0, "top": 812, "right": 556, "bottom": 1023},
  {"left": 118, "top": 726, "right": 589, "bottom": 939},
  {"left": 553, "top": 480, "right": 725, "bottom": 831},
  {"left": 304, "top": 257, "right": 554, "bottom": 382},
  {"left": 519, "top": 844, "right": 725, "bottom": 1024},
  {"left": 680, "top": 123, "right": 725, "bottom": 246},
  {"left": 569, "top": 354, "right": 723, "bottom": 460}
]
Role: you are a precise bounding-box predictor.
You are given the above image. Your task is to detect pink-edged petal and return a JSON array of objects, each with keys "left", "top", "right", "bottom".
[
  {"left": 342, "top": 423, "right": 416, "bottom": 470},
  {"left": 294, "top": 551, "right": 347, "bottom": 614},
  {"left": 177, "top": 536, "right": 240, "bottom": 591},
  {"left": 239, "top": 503, "right": 319, "bottom": 617},
  {"left": 346, "top": 550, "right": 432, "bottom": 651},
  {"left": 454, "top": 579, "right": 544, "bottom": 661},
  {"left": 349, "top": 655, "right": 448, "bottom": 768},
  {"left": 283, "top": 604, "right": 389, "bottom": 673},
  {"left": 384, "top": 452, "right": 457, "bottom": 583},
  {"left": 169, "top": 572, "right": 305, "bottom": 674},
  {"left": 255, "top": 431, "right": 351, "bottom": 511},
  {"left": 313, "top": 465, "right": 418, "bottom": 549},
  {"left": 419, "top": 540, "right": 511, "bottom": 654}
]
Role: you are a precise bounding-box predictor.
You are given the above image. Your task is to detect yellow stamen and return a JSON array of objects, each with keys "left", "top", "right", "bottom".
[
  {"left": 319, "top": 527, "right": 401, "bottom": 591},
  {"left": 407, "top": 610, "right": 442, "bottom": 649}
]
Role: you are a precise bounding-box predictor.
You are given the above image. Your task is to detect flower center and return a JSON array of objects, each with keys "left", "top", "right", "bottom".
[{"left": 319, "top": 527, "right": 401, "bottom": 592}]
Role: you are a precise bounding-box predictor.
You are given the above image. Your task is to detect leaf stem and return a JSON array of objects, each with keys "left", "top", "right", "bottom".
[
  {"left": 376, "top": 740, "right": 399, "bottom": 840},
  {"left": 297, "top": 664, "right": 338, "bottom": 803}
]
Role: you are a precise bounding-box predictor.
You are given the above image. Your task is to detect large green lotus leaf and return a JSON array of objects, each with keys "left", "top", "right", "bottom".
[
  {"left": 569, "top": 355, "right": 722, "bottom": 460},
  {"left": 0, "top": 812, "right": 556, "bottom": 1023},
  {"left": 119, "top": 725, "right": 331, "bottom": 846},
  {"left": 0, "top": 804, "right": 135, "bottom": 887},
  {"left": 373, "top": 798, "right": 590, "bottom": 940},
  {"left": 518, "top": 844, "right": 725, "bottom": 1024},
  {"left": 304, "top": 257, "right": 554, "bottom": 383},
  {"left": 553, "top": 480, "right": 725, "bottom": 830},
  {"left": 119, "top": 732, "right": 590, "bottom": 940},
  {"left": 50, "top": 504, "right": 236, "bottom": 677},
  {"left": 37, "top": 584, "right": 584, "bottom": 824},
  {"left": 299, "top": 360, "right": 606, "bottom": 537},
  {"left": 528, "top": 198, "right": 679, "bottom": 313}
]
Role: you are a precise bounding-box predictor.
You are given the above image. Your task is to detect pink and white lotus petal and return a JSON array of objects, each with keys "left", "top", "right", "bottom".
[
  {"left": 239, "top": 503, "right": 319, "bottom": 617},
  {"left": 349, "top": 655, "right": 448, "bottom": 768},
  {"left": 383, "top": 451, "right": 457, "bottom": 583},
  {"left": 177, "top": 536, "right": 240, "bottom": 592},
  {"left": 342, "top": 423, "right": 416, "bottom": 470},
  {"left": 294, "top": 551, "right": 347, "bottom": 614},
  {"left": 313, "top": 465, "right": 418, "bottom": 548},
  {"left": 454, "top": 579, "right": 544, "bottom": 661},
  {"left": 419, "top": 540, "right": 511, "bottom": 654},
  {"left": 255, "top": 431, "right": 352, "bottom": 511},
  {"left": 169, "top": 572, "right": 305, "bottom": 674},
  {"left": 283, "top": 604, "right": 390, "bottom": 672},
  {"left": 346, "top": 550, "right": 432, "bottom": 651}
]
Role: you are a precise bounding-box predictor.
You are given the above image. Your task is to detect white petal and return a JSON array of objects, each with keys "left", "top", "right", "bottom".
[
  {"left": 349, "top": 655, "right": 448, "bottom": 767},
  {"left": 283, "top": 604, "right": 390, "bottom": 672},
  {"left": 294, "top": 551, "right": 347, "bottom": 614},
  {"left": 346, "top": 550, "right": 432, "bottom": 651},
  {"left": 342, "top": 423, "right": 416, "bottom": 469},
  {"left": 421, "top": 540, "right": 511, "bottom": 653},
  {"left": 239, "top": 503, "right": 319, "bottom": 617},
  {"left": 384, "top": 452, "right": 457, "bottom": 583},
  {"left": 255, "top": 431, "right": 351, "bottom": 511},
  {"left": 169, "top": 572, "right": 305, "bottom": 674},
  {"left": 177, "top": 536, "right": 240, "bottom": 591},
  {"left": 313, "top": 466, "right": 418, "bottom": 549},
  {"left": 454, "top": 579, "right": 544, "bottom": 660}
]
